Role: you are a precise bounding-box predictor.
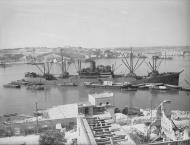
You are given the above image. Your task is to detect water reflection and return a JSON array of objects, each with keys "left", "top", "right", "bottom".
[
  {"left": 150, "top": 89, "right": 179, "bottom": 97},
  {"left": 127, "top": 91, "right": 136, "bottom": 108}
]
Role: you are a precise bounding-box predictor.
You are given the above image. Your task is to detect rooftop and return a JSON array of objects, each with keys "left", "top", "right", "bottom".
[
  {"left": 78, "top": 101, "right": 94, "bottom": 108},
  {"left": 46, "top": 104, "right": 78, "bottom": 119},
  {"left": 89, "top": 92, "right": 114, "bottom": 99}
]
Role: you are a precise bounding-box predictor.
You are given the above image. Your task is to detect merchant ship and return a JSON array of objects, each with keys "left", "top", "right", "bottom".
[{"left": 122, "top": 49, "right": 182, "bottom": 85}]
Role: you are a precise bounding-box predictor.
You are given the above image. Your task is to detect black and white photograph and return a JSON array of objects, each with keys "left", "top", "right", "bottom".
[{"left": 0, "top": 0, "right": 190, "bottom": 144}]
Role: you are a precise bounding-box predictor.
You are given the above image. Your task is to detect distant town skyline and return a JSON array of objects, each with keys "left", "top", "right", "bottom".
[{"left": 0, "top": 0, "right": 189, "bottom": 49}]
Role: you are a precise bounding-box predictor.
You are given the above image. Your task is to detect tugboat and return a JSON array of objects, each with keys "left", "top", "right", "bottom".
[
  {"left": 78, "top": 59, "right": 114, "bottom": 78},
  {"left": 122, "top": 49, "right": 182, "bottom": 85}
]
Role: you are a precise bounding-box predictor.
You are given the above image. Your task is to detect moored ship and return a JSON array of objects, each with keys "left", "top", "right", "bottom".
[
  {"left": 122, "top": 49, "right": 182, "bottom": 85},
  {"left": 134, "top": 70, "right": 181, "bottom": 85}
]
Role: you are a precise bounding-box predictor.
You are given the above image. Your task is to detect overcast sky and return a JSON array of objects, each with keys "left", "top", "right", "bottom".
[{"left": 0, "top": 0, "right": 189, "bottom": 49}]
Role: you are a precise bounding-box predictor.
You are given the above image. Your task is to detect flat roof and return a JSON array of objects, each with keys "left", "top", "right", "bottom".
[
  {"left": 47, "top": 104, "right": 78, "bottom": 119},
  {"left": 78, "top": 101, "right": 94, "bottom": 108},
  {"left": 89, "top": 92, "right": 114, "bottom": 99}
]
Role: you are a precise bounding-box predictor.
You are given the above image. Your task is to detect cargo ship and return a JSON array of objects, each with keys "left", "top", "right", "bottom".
[
  {"left": 122, "top": 49, "right": 182, "bottom": 85},
  {"left": 83, "top": 49, "right": 182, "bottom": 90}
]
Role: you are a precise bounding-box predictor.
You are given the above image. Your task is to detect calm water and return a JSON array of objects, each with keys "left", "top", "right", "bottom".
[{"left": 0, "top": 56, "right": 190, "bottom": 116}]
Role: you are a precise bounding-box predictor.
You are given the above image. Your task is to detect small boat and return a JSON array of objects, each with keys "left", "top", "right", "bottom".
[
  {"left": 121, "top": 84, "right": 138, "bottom": 91},
  {"left": 27, "top": 85, "right": 45, "bottom": 90},
  {"left": 151, "top": 85, "right": 169, "bottom": 90},
  {"left": 3, "top": 83, "right": 21, "bottom": 88},
  {"left": 132, "top": 83, "right": 145, "bottom": 87},
  {"left": 3, "top": 113, "right": 18, "bottom": 117},
  {"left": 165, "top": 84, "right": 182, "bottom": 90},
  {"left": 138, "top": 85, "right": 149, "bottom": 90},
  {"left": 16, "top": 79, "right": 30, "bottom": 85},
  {"left": 56, "top": 82, "right": 78, "bottom": 87},
  {"left": 181, "top": 88, "right": 190, "bottom": 92},
  {"left": 10, "top": 81, "right": 20, "bottom": 85},
  {"left": 145, "top": 83, "right": 164, "bottom": 87}
]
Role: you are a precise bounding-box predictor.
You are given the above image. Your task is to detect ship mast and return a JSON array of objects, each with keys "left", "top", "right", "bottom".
[
  {"left": 122, "top": 48, "right": 146, "bottom": 76},
  {"left": 130, "top": 48, "right": 134, "bottom": 73},
  {"left": 30, "top": 49, "right": 54, "bottom": 77},
  {"left": 59, "top": 48, "right": 70, "bottom": 78},
  {"left": 60, "top": 48, "right": 65, "bottom": 76},
  {"left": 146, "top": 56, "right": 162, "bottom": 75}
]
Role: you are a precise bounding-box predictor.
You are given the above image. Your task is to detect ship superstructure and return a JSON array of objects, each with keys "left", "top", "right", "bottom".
[{"left": 78, "top": 59, "right": 114, "bottom": 78}]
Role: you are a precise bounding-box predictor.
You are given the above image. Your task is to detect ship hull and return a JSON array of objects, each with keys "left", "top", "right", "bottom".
[
  {"left": 79, "top": 72, "right": 99, "bottom": 78},
  {"left": 134, "top": 72, "right": 180, "bottom": 85},
  {"left": 78, "top": 72, "right": 113, "bottom": 78},
  {"left": 24, "top": 71, "right": 181, "bottom": 86}
]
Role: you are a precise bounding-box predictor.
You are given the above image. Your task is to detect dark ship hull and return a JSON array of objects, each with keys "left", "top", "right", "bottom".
[
  {"left": 133, "top": 72, "right": 181, "bottom": 85},
  {"left": 79, "top": 72, "right": 113, "bottom": 78},
  {"left": 78, "top": 72, "right": 99, "bottom": 78}
]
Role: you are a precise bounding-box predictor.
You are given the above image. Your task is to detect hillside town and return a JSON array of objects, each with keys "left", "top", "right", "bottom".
[{"left": 0, "top": 46, "right": 190, "bottom": 65}]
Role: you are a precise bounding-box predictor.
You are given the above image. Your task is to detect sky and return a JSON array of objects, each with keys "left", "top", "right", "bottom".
[{"left": 0, "top": 0, "right": 189, "bottom": 49}]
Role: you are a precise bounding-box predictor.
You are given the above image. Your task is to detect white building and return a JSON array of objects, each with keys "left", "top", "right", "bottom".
[{"left": 88, "top": 92, "right": 114, "bottom": 106}]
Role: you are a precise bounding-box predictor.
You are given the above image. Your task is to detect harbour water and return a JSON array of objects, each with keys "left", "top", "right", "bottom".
[{"left": 0, "top": 56, "right": 190, "bottom": 116}]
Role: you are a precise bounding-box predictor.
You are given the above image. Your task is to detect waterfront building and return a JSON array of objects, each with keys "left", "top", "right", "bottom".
[
  {"left": 78, "top": 92, "right": 114, "bottom": 116},
  {"left": 88, "top": 92, "right": 114, "bottom": 106}
]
